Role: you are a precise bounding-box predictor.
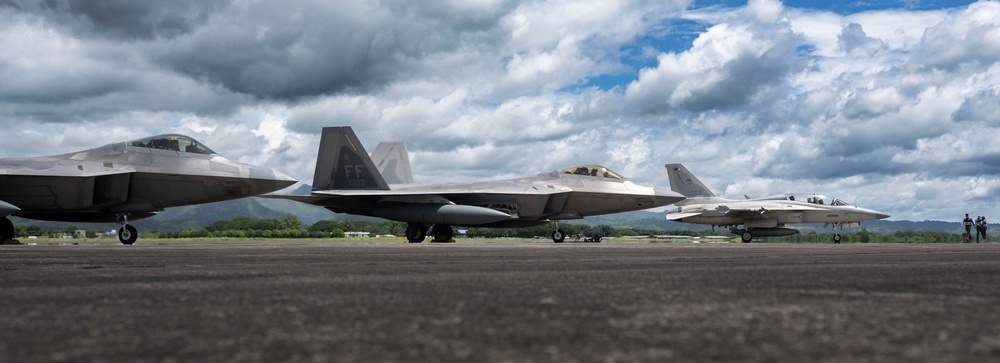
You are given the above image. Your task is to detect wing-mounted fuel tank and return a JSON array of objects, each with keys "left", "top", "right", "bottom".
[{"left": 372, "top": 203, "right": 512, "bottom": 225}]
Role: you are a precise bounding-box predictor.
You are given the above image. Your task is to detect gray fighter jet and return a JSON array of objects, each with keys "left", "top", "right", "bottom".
[
  {"left": 0, "top": 134, "right": 296, "bottom": 244},
  {"left": 266, "top": 126, "right": 685, "bottom": 243},
  {"left": 665, "top": 163, "right": 889, "bottom": 243}
]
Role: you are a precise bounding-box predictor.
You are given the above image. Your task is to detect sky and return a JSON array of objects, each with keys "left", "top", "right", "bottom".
[{"left": 1, "top": 0, "right": 997, "bottom": 222}]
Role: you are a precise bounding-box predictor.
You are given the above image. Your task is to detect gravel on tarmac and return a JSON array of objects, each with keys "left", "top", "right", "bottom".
[{"left": 2, "top": 240, "right": 999, "bottom": 362}]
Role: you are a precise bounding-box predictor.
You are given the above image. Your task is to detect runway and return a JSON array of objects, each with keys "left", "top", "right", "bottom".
[{"left": 2, "top": 240, "right": 999, "bottom": 362}]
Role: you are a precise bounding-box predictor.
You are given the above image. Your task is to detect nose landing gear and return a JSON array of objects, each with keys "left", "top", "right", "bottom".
[{"left": 117, "top": 214, "right": 138, "bottom": 245}]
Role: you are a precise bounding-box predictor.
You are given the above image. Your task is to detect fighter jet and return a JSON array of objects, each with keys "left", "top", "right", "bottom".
[
  {"left": 665, "top": 163, "right": 889, "bottom": 243},
  {"left": 0, "top": 134, "right": 297, "bottom": 244},
  {"left": 266, "top": 126, "right": 685, "bottom": 243}
]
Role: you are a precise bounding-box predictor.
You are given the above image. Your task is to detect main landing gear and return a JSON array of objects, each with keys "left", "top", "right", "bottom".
[
  {"left": 1, "top": 217, "right": 15, "bottom": 241},
  {"left": 404, "top": 223, "right": 455, "bottom": 243},
  {"left": 431, "top": 224, "right": 454, "bottom": 242},
  {"left": 405, "top": 223, "right": 427, "bottom": 243}
]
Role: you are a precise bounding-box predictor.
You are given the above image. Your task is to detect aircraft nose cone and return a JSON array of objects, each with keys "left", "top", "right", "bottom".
[
  {"left": 0, "top": 200, "right": 20, "bottom": 217},
  {"left": 272, "top": 169, "right": 298, "bottom": 190},
  {"left": 875, "top": 212, "right": 890, "bottom": 220},
  {"left": 653, "top": 187, "right": 686, "bottom": 206},
  {"left": 249, "top": 167, "right": 298, "bottom": 194}
]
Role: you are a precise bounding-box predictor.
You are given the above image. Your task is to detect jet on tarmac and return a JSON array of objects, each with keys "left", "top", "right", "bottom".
[
  {"left": 266, "top": 126, "right": 685, "bottom": 243},
  {"left": 0, "top": 134, "right": 297, "bottom": 244},
  {"left": 665, "top": 163, "right": 889, "bottom": 243}
]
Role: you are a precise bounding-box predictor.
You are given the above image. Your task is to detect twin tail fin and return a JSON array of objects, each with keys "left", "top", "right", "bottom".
[{"left": 312, "top": 127, "right": 390, "bottom": 191}]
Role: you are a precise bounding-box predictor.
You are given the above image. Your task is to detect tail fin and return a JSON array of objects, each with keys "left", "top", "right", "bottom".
[
  {"left": 312, "top": 126, "right": 390, "bottom": 191},
  {"left": 371, "top": 141, "right": 414, "bottom": 184},
  {"left": 665, "top": 163, "right": 716, "bottom": 198}
]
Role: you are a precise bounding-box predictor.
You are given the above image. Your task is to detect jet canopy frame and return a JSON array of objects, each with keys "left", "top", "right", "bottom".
[
  {"left": 129, "top": 134, "right": 217, "bottom": 155},
  {"left": 561, "top": 165, "right": 625, "bottom": 180},
  {"left": 763, "top": 193, "right": 850, "bottom": 206}
]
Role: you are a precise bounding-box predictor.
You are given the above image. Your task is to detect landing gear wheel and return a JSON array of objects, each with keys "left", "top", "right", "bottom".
[
  {"left": 593, "top": 234, "right": 602, "bottom": 243},
  {"left": 551, "top": 229, "right": 566, "bottom": 243},
  {"left": 119, "top": 224, "right": 138, "bottom": 245},
  {"left": 406, "top": 223, "right": 427, "bottom": 243},
  {"left": 741, "top": 231, "right": 753, "bottom": 243},
  {"left": 431, "top": 224, "right": 453, "bottom": 242},
  {"left": 0, "top": 217, "right": 15, "bottom": 241},
  {"left": 833, "top": 233, "right": 842, "bottom": 244}
]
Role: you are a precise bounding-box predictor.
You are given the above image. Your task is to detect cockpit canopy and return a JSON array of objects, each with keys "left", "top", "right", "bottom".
[
  {"left": 129, "top": 134, "right": 216, "bottom": 155},
  {"left": 765, "top": 193, "right": 849, "bottom": 206},
  {"left": 561, "top": 165, "right": 625, "bottom": 180}
]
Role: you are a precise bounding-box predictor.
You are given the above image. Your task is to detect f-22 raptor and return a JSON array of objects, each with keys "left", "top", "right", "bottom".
[
  {"left": 0, "top": 134, "right": 296, "bottom": 244},
  {"left": 665, "top": 163, "right": 889, "bottom": 243},
  {"left": 267, "top": 126, "right": 685, "bottom": 243}
]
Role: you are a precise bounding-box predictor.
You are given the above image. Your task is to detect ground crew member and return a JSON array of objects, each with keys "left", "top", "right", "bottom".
[
  {"left": 963, "top": 214, "right": 974, "bottom": 243},
  {"left": 976, "top": 216, "right": 988, "bottom": 244}
]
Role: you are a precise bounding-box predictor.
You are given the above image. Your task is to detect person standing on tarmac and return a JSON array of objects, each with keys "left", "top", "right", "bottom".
[
  {"left": 976, "top": 216, "right": 988, "bottom": 244},
  {"left": 963, "top": 214, "right": 974, "bottom": 243}
]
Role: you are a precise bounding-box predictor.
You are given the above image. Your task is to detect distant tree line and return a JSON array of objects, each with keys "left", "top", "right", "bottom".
[
  {"left": 155, "top": 216, "right": 705, "bottom": 240},
  {"left": 11, "top": 224, "right": 101, "bottom": 238},
  {"left": 156, "top": 215, "right": 404, "bottom": 239},
  {"left": 152, "top": 216, "right": 971, "bottom": 243},
  {"left": 13, "top": 215, "right": 972, "bottom": 243}
]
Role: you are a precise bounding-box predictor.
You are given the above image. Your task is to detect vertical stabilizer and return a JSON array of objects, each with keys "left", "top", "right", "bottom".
[
  {"left": 312, "top": 127, "right": 390, "bottom": 191},
  {"left": 665, "top": 163, "right": 716, "bottom": 198},
  {"left": 371, "top": 141, "right": 414, "bottom": 184}
]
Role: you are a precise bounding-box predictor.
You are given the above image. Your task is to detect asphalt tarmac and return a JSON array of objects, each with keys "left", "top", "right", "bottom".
[{"left": 2, "top": 240, "right": 999, "bottom": 362}]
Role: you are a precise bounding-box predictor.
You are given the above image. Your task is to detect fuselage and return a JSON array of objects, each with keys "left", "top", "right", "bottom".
[
  {"left": 0, "top": 135, "right": 296, "bottom": 222},
  {"left": 317, "top": 166, "right": 684, "bottom": 227},
  {"left": 668, "top": 193, "right": 889, "bottom": 228},
  {"left": 407, "top": 169, "right": 682, "bottom": 221}
]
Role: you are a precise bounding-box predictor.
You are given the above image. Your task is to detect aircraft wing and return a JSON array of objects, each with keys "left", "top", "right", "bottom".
[{"left": 265, "top": 184, "right": 565, "bottom": 205}]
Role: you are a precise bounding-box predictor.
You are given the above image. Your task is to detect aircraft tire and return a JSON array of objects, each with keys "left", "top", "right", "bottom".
[
  {"left": 833, "top": 233, "right": 841, "bottom": 244},
  {"left": 431, "top": 224, "right": 453, "bottom": 242},
  {"left": 0, "top": 217, "right": 14, "bottom": 241},
  {"left": 119, "top": 225, "right": 138, "bottom": 245},
  {"left": 741, "top": 231, "right": 753, "bottom": 243},
  {"left": 552, "top": 229, "right": 566, "bottom": 243},
  {"left": 406, "top": 223, "right": 426, "bottom": 243}
]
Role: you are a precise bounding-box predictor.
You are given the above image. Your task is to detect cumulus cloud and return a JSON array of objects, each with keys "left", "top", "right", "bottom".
[
  {"left": 625, "top": 0, "right": 796, "bottom": 115},
  {"left": 915, "top": 1, "right": 1000, "bottom": 70},
  {"left": 837, "top": 23, "right": 886, "bottom": 55},
  {"left": 1, "top": 0, "right": 228, "bottom": 40}
]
